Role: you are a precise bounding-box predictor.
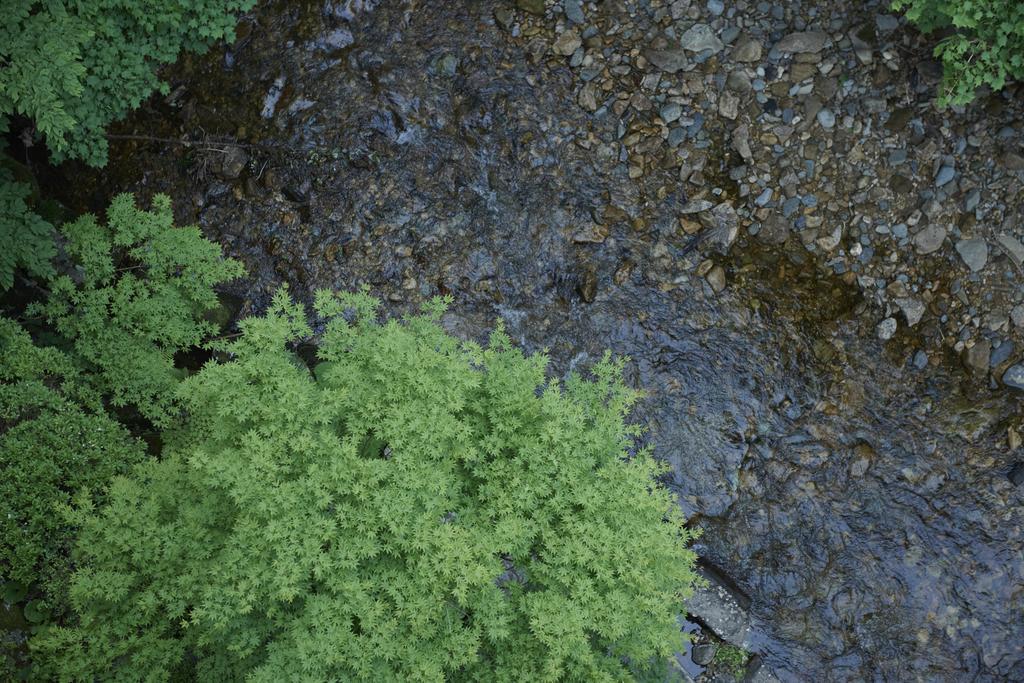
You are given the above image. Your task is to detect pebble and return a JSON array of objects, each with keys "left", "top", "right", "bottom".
[
  {"left": 731, "top": 35, "right": 763, "bottom": 62},
  {"left": 913, "top": 224, "right": 947, "bottom": 255},
  {"left": 963, "top": 341, "right": 991, "bottom": 375},
  {"left": 552, "top": 30, "right": 581, "bottom": 56},
  {"left": 963, "top": 188, "right": 980, "bottom": 213},
  {"left": 755, "top": 188, "right": 773, "bottom": 206},
  {"left": 706, "top": 265, "right": 727, "bottom": 293},
  {"left": 661, "top": 103, "right": 682, "bottom": 123},
  {"left": 680, "top": 23, "right": 724, "bottom": 54},
  {"left": 817, "top": 108, "right": 836, "bottom": 129},
  {"left": 707, "top": 0, "right": 725, "bottom": 15},
  {"left": 990, "top": 340, "right": 1015, "bottom": 367},
  {"left": 774, "top": 31, "right": 829, "bottom": 53},
  {"left": 955, "top": 238, "right": 989, "bottom": 272},
  {"left": 876, "top": 317, "right": 897, "bottom": 341},
  {"left": 935, "top": 165, "right": 956, "bottom": 187},
  {"left": 719, "top": 91, "right": 740, "bottom": 120},
  {"left": 1003, "top": 364, "right": 1024, "bottom": 390},
  {"left": 562, "top": 0, "right": 585, "bottom": 24},
  {"left": 876, "top": 14, "right": 900, "bottom": 31},
  {"left": 646, "top": 48, "right": 690, "bottom": 73},
  {"left": 692, "top": 643, "right": 717, "bottom": 667},
  {"left": 323, "top": 27, "right": 354, "bottom": 50},
  {"left": 895, "top": 297, "right": 925, "bottom": 327}
]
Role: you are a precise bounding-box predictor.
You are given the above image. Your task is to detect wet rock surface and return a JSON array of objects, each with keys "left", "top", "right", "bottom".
[{"left": 53, "top": 0, "right": 1024, "bottom": 679}]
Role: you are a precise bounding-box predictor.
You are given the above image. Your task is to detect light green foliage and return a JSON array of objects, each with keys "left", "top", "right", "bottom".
[
  {"left": 0, "top": 167, "right": 56, "bottom": 290},
  {"left": 35, "top": 289, "right": 698, "bottom": 681},
  {"left": 893, "top": 0, "right": 1024, "bottom": 105},
  {"left": 712, "top": 644, "right": 749, "bottom": 680},
  {"left": 29, "top": 193, "right": 243, "bottom": 426},
  {"left": 0, "top": 0, "right": 255, "bottom": 167},
  {"left": 0, "top": 317, "right": 145, "bottom": 615}
]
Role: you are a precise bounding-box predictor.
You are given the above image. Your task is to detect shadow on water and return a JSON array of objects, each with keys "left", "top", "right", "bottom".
[{"left": 42, "top": 1, "right": 1024, "bottom": 680}]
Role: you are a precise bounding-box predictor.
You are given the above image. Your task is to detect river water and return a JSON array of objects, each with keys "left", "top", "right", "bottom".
[{"left": 55, "top": 1, "right": 1023, "bottom": 679}]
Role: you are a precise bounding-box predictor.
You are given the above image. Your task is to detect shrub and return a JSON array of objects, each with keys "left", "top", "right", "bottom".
[
  {"left": 34, "top": 289, "right": 698, "bottom": 681},
  {"left": 893, "top": 0, "right": 1024, "bottom": 105},
  {"left": 1, "top": 0, "right": 255, "bottom": 167},
  {"left": 0, "top": 317, "right": 145, "bottom": 617},
  {"left": 1, "top": 192, "right": 240, "bottom": 632},
  {"left": 29, "top": 193, "right": 243, "bottom": 426},
  {"left": 0, "top": 166, "right": 56, "bottom": 290}
]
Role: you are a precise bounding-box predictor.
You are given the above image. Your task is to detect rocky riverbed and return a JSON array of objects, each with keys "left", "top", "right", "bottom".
[{"left": 52, "top": 0, "right": 1023, "bottom": 679}]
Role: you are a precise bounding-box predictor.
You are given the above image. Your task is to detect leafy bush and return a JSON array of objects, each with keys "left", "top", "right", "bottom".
[
  {"left": 29, "top": 193, "right": 243, "bottom": 426},
  {"left": 894, "top": 0, "right": 1024, "bottom": 105},
  {"left": 1, "top": 192, "right": 240, "bottom": 632},
  {"left": 0, "top": 166, "right": 56, "bottom": 290},
  {"left": 0, "top": 317, "right": 145, "bottom": 616},
  {"left": 34, "top": 289, "right": 698, "bottom": 681},
  {"left": 1, "top": 0, "right": 254, "bottom": 167}
]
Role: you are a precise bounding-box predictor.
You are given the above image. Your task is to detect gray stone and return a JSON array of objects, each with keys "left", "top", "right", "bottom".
[
  {"left": 680, "top": 23, "right": 724, "bottom": 54},
  {"left": 754, "top": 188, "right": 773, "bottom": 206},
  {"left": 645, "top": 48, "right": 689, "bottom": 73},
  {"left": 876, "top": 317, "right": 897, "bottom": 341},
  {"left": 1001, "top": 152, "right": 1024, "bottom": 171},
  {"left": 774, "top": 31, "right": 829, "bottom": 53},
  {"left": 680, "top": 199, "right": 715, "bottom": 214},
  {"left": 913, "top": 350, "right": 929, "bottom": 369},
  {"left": 816, "top": 224, "right": 842, "bottom": 251},
  {"left": 494, "top": 7, "right": 514, "bottom": 28},
  {"left": 691, "top": 643, "right": 717, "bottom": 666},
  {"left": 991, "top": 340, "right": 1015, "bottom": 368},
  {"left": 217, "top": 145, "right": 249, "bottom": 179},
  {"left": 996, "top": 233, "right": 1024, "bottom": 268},
  {"left": 895, "top": 297, "right": 925, "bottom": 327},
  {"left": 661, "top": 102, "right": 682, "bottom": 123},
  {"left": 552, "top": 30, "right": 581, "bottom": 56},
  {"left": 913, "top": 224, "right": 947, "bottom": 254},
  {"left": 719, "top": 91, "right": 739, "bottom": 120},
  {"left": 955, "top": 238, "right": 988, "bottom": 271},
  {"left": 1003, "top": 364, "right": 1024, "bottom": 390},
  {"left": 1012, "top": 304, "right": 1024, "bottom": 328},
  {"left": 964, "top": 188, "right": 981, "bottom": 212},
  {"left": 323, "top": 27, "right": 354, "bottom": 50},
  {"left": 758, "top": 215, "right": 789, "bottom": 244},
  {"left": 706, "top": 265, "right": 727, "bottom": 293},
  {"left": 727, "top": 69, "right": 752, "bottom": 92},
  {"left": 935, "top": 165, "right": 956, "bottom": 187},
  {"left": 685, "top": 569, "right": 751, "bottom": 646},
  {"left": 706, "top": 202, "right": 740, "bottom": 250},
  {"left": 876, "top": 14, "right": 900, "bottom": 31},
  {"left": 816, "top": 108, "right": 836, "bottom": 129},
  {"left": 731, "top": 124, "right": 752, "bottom": 160},
  {"left": 1009, "top": 462, "right": 1024, "bottom": 486},
  {"left": 707, "top": 0, "right": 725, "bottom": 15},
  {"left": 562, "top": 0, "right": 585, "bottom": 24},
  {"left": 731, "top": 35, "right": 763, "bottom": 62},
  {"left": 963, "top": 341, "right": 991, "bottom": 375}
]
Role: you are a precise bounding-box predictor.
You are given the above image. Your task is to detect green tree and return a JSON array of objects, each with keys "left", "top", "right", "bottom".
[
  {"left": 1, "top": 192, "right": 240, "bottom": 631},
  {"left": 1, "top": 0, "right": 254, "bottom": 167},
  {"left": 28, "top": 193, "right": 243, "bottom": 426},
  {"left": 0, "top": 0, "right": 253, "bottom": 290},
  {"left": 35, "top": 289, "right": 698, "bottom": 681},
  {"left": 894, "top": 0, "right": 1024, "bottom": 105}
]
